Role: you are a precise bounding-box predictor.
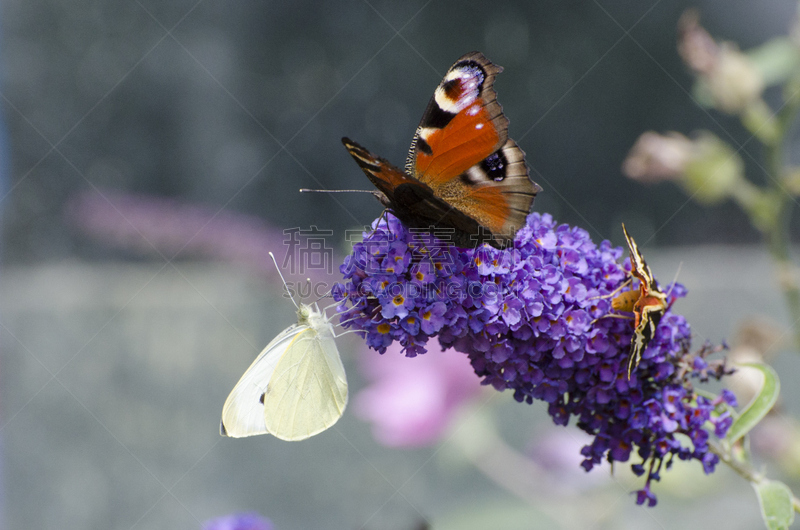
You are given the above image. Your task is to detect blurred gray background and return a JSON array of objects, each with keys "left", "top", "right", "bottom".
[
  {"left": 4, "top": 0, "right": 800, "bottom": 261},
  {"left": 2, "top": 0, "right": 800, "bottom": 529}
]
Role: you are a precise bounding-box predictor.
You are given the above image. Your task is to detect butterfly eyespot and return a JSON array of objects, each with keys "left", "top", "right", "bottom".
[
  {"left": 438, "top": 67, "right": 483, "bottom": 111},
  {"left": 480, "top": 151, "right": 507, "bottom": 182},
  {"left": 441, "top": 78, "right": 462, "bottom": 101}
]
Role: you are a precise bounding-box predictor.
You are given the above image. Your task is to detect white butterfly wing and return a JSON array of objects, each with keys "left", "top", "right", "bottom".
[
  {"left": 220, "top": 323, "right": 306, "bottom": 438},
  {"left": 262, "top": 319, "right": 348, "bottom": 441}
]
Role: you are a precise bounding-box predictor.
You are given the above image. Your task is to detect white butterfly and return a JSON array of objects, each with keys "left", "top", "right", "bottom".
[{"left": 220, "top": 264, "right": 348, "bottom": 441}]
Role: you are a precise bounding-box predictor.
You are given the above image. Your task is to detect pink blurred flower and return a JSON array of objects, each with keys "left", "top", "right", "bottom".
[
  {"left": 526, "top": 429, "right": 611, "bottom": 493},
  {"left": 355, "top": 341, "right": 482, "bottom": 447},
  {"left": 677, "top": 9, "right": 719, "bottom": 75},
  {"left": 66, "top": 189, "right": 337, "bottom": 286}
]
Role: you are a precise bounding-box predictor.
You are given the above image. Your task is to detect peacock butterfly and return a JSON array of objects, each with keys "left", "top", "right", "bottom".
[{"left": 342, "top": 51, "right": 542, "bottom": 249}]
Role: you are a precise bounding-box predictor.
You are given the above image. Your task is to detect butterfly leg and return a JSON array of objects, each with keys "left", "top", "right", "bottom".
[
  {"left": 333, "top": 328, "right": 367, "bottom": 338},
  {"left": 587, "top": 278, "right": 632, "bottom": 301},
  {"left": 373, "top": 208, "right": 391, "bottom": 233},
  {"left": 590, "top": 312, "right": 633, "bottom": 325}
]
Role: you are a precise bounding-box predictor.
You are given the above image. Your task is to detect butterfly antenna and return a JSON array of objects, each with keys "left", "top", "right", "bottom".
[
  {"left": 664, "top": 261, "right": 684, "bottom": 303},
  {"left": 313, "top": 287, "right": 333, "bottom": 304},
  {"left": 268, "top": 251, "right": 299, "bottom": 310},
  {"left": 300, "top": 188, "right": 378, "bottom": 194}
]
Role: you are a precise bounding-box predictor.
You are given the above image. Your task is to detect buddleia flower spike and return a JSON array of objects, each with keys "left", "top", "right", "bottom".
[{"left": 334, "top": 212, "right": 735, "bottom": 507}]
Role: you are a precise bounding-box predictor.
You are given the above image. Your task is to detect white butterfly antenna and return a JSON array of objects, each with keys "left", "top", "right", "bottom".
[
  {"left": 268, "top": 251, "right": 299, "bottom": 310},
  {"left": 307, "top": 279, "right": 326, "bottom": 313}
]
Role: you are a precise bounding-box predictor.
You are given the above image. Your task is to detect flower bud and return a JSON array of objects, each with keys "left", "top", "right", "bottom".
[
  {"left": 708, "top": 45, "right": 765, "bottom": 113},
  {"left": 622, "top": 131, "right": 693, "bottom": 183},
  {"left": 683, "top": 133, "right": 745, "bottom": 204},
  {"left": 678, "top": 10, "right": 764, "bottom": 114},
  {"left": 623, "top": 131, "right": 744, "bottom": 204},
  {"left": 677, "top": 9, "right": 718, "bottom": 74}
]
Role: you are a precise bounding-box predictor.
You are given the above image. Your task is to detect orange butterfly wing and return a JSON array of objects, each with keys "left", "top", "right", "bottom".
[
  {"left": 344, "top": 52, "right": 541, "bottom": 248},
  {"left": 406, "top": 52, "right": 541, "bottom": 244}
]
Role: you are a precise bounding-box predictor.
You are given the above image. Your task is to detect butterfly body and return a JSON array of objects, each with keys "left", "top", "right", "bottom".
[
  {"left": 220, "top": 303, "right": 348, "bottom": 441},
  {"left": 344, "top": 52, "right": 542, "bottom": 249},
  {"left": 618, "top": 224, "right": 668, "bottom": 378},
  {"left": 610, "top": 288, "right": 640, "bottom": 313}
]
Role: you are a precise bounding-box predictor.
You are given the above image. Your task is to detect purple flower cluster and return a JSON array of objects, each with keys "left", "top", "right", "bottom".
[{"left": 334, "top": 212, "right": 736, "bottom": 506}]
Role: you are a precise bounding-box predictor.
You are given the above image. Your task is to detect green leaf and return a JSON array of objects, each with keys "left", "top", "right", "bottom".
[
  {"left": 727, "top": 362, "right": 780, "bottom": 444},
  {"left": 747, "top": 37, "right": 800, "bottom": 87},
  {"left": 753, "top": 479, "right": 795, "bottom": 530}
]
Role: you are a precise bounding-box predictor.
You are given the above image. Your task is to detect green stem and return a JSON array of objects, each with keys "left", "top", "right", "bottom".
[
  {"left": 708, "top": 441, "right": 759, "bottom": 481},
  {"left": 764, "top": 90, "right": 800, "bottom": 351},
  {"left": 709, "top": 441, "right": 800, "bottom": 514}
]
